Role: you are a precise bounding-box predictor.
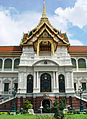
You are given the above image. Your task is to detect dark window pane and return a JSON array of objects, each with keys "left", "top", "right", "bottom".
[
  {"left": 4, "top": 59, "right": 12, "bottom": 68},
  {"left": 59, "top": 74, "right": 65, "bottom": 93},
  {"left": 27, "top": 74, "right": 33, "bottom": 93},
  {"left": 4, "top": 83, "right": 9, "bottom": 92},
  {"left": 78, "top": 59, "right": 86, "bottom": 68},
  {"left": 71, "top": 58, "right": 76, "bottom": 68},
  {"left": 82, "top": 83, "right": 86, "bottom": 91},
  {"left": 14, "top": 59, "right": 20, "bottom": 69},
  {"left": 40, "top": 73, "right": 51, "bottom": 92},
  {"left": 0, "top": 59, "right": 2, "bottom": 68},
  {"left": 14, "top": 83, "right": 18, "bottom": 92},
  {"left": 74, "top": 83, "right": 76, "bottom": 90}
]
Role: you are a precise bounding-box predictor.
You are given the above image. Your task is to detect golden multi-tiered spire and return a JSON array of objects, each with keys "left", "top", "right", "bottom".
[{"left": 42, "top": 0, "right": 47, "bottom": 18}]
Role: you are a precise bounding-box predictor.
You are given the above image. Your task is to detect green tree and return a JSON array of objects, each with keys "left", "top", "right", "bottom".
[
  {"left": 59, "top": 99, "right": 66, "bottom": 111},
  {"left": 43, "top": 104, "right": 50, "bottom": 113},
  {"left": 25, "top": 100, "right": 33, "bottom": 111},
  {"left": 52, "top": 100, "right": 64, "bottom": 119},
  {"left": 51, "top": 100, "right": 58, "bottom": 113}
]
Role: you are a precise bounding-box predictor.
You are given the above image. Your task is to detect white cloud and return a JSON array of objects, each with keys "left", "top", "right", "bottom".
[
  {"left": 0, "top": 0, "right": 86, "bottom": 46},
  {"left": 0, "top": 7, "right": 41, "bottom": 46},
  {"left": 70, "top": 39, "right": 83, "bottom": 46},
  {"left": 55, "top": 0, "right": 87, "bottom": 28},
  {"left": 49, "top": 15, "right": 68, "bottom": 32}
]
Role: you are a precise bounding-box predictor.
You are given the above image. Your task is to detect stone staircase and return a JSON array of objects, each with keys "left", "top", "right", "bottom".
[
  {"left": 75, "top": 91, "right": 87, "bottom": 102},
  {"left": 0, "top": 94, "right": 13, "bottom": 105}
]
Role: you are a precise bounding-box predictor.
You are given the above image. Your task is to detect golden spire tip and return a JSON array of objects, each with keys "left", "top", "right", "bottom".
[{"left": 42, "top": 0, "right": 47, "bottom": 18}]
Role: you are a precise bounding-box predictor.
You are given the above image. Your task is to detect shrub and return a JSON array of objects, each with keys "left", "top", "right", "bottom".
[
  {"left": 59, "top": 99, "right": 66, "bottom": 111},
  {"left": 51, "top": 100, "right": 58, "bottom": 113},
  {"left": 16, "top": 110, "right": 20, "bottom": 114},
  {"left": 22, "top": 110, "right": 28, "bottom": 114},
  {"left": 54, "top": 107, "right": 64, "bottom": 119},
  {"left": 53, "top": 100, "right": 64, "bottom": 119},
  {"left": 43, "top": 104, "right": 50, "bottom": 113},
  {"left": 25, "top": 100, "right": 33, "bottom": 111},
  {"left": 68, "top": 110, "right": 73, "bottom": 114},
  {"left": 7, "top": 111, "right": 10, "bottom": 115}
]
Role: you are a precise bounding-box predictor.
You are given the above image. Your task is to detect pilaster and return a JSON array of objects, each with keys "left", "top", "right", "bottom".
[
  {"left": 53, "top": 72, "right": 59, "bottom": 93},
  {"left": 65, "top": 72, "right": 74, "bottom": 94},
  {"left": 33, "top": 71, "right": 40, "bottom": 93},
  {"left": 18, "top": 72, "right": 26, "bottom": 93}
]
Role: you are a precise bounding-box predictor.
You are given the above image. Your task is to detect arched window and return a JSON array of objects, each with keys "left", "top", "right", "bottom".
[
  {"left": 78, "top": 58, "right": 86, "bottom": 68},
  {"left": 27, "top": 74, "right": 33, "bottom": 93},
  {"left": 40, "top": 73, "right": 51, "bottom": 92},
  {"left": 59, "top": 74, "right": 65, "bottom": 93},
  {"left": 0, "top": 59, "right": 2, "bottom": 69},
  {"left": 4, "top": 59, "right": 12, "bottom": 69},
  {"left": 71, "top": 58, "right": 76, "bottom": 68},
  {"left": 14, "top": 59, "right": 20, "bottom": 69}
]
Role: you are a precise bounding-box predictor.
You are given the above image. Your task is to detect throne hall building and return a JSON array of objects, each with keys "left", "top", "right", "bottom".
[{"left": 0, "top": 0, "right": 87, "bottom": 111}]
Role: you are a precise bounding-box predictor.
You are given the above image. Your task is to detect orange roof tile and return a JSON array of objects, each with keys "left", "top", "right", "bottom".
[
  {"left": 69, "top": 46, "right": 87, "bottom": 52},
  {"left": 0, "top": 46, "right": 22, "bottom": 51},
  {"left": 0, "top": 46, "right": 87, "bottom": 52}
]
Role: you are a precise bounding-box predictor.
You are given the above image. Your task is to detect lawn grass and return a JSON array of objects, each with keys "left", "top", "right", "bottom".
[
  {"left": 0, "top": 115, "right": 36, "bottom": 119},
  {"left": 0, "top": 114, "right": 87, "bottom": 119},
  {"left": 65, "top": 114, "right": 87, "bottom": 119},
  {"left": 0, "top": 114, "right": 53, "bottom": 119}
]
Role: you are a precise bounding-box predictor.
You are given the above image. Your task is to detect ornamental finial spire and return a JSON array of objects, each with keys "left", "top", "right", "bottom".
[{"left": 42, "top": 0, "right": 47, "bottom": 18}]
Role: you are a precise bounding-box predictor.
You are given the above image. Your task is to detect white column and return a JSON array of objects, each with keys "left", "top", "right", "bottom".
[
  {"left": 53, "top": 72, "right": 55, "bottom": 89},
  {"left": 71, "top": 72, "right": 74, "bottom": 88},
  {"left": 38, "top": 72, "right": 40, "bottom": 92},
  {"left": 36, "top": 71, "right": 40, "bottom": 93},
  {"left": 33, "top": 72, "right": 36, "bottom": 93},
  {"left": 51, "top": 73, "right": 53, "bottom": 92},
  {"left": 12, "top": 58, "right": 14, "bottom": 71},
  {"left": 2, "top": 59, "right": 4, "bottom": 71},
  {"left": 36, "top": 71, "right": 38, "bottom": 88},
  {"left": 56, "top": 72, "right": 59, "bottom": 91},
  {"left": 76, "top": 58, "right": 78, "bottom": 71},
  {"left": 34, "top": 72, "right": 36, "bottom": 89},
  {"left": 77, "top": 78, "right": 80, "bottom": 91}
]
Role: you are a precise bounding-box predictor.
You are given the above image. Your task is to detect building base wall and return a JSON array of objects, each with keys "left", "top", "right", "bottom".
[{"left": 0, "top": 96, "right": 87, "bottom": 111}]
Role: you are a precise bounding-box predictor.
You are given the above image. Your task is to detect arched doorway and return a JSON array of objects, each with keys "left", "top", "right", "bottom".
[
  {"left": 59, "top": 74, "right": 65, "bottom": 93},
  {"left": 27, "top": 74, "right": 33, "bottom": 93},
  {"left": 42, "top": 99, "right": 51, "bottom": 113},
  {"left": 40, "top": 73, "right": 51, "bottom": 92}
]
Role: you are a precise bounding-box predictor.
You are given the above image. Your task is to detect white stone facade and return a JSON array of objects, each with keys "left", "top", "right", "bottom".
[
  {"left": 17, "top": 45, "right": 75, "bottom": 96},
  {"left": 0, "top": 47, "right": 87, "bottom": 98}
]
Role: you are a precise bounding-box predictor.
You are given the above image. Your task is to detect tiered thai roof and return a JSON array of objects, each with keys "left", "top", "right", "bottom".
[{"left": 20, "top": 0, "right": 69, "bottom": 46}]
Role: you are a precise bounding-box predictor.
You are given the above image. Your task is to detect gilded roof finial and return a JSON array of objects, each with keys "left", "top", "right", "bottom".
[{"left": 42, "top": 0, "right": 47, "bottom": 18}]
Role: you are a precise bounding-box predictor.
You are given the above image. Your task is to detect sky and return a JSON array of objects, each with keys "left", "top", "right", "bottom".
[{"left": 0, "top": 0, "right": 87, "bottom": 46}]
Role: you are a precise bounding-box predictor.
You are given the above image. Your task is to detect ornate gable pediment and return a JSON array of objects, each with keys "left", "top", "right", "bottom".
[{"left": 21, "top": 22, "right": 69, "bottom": 46}]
